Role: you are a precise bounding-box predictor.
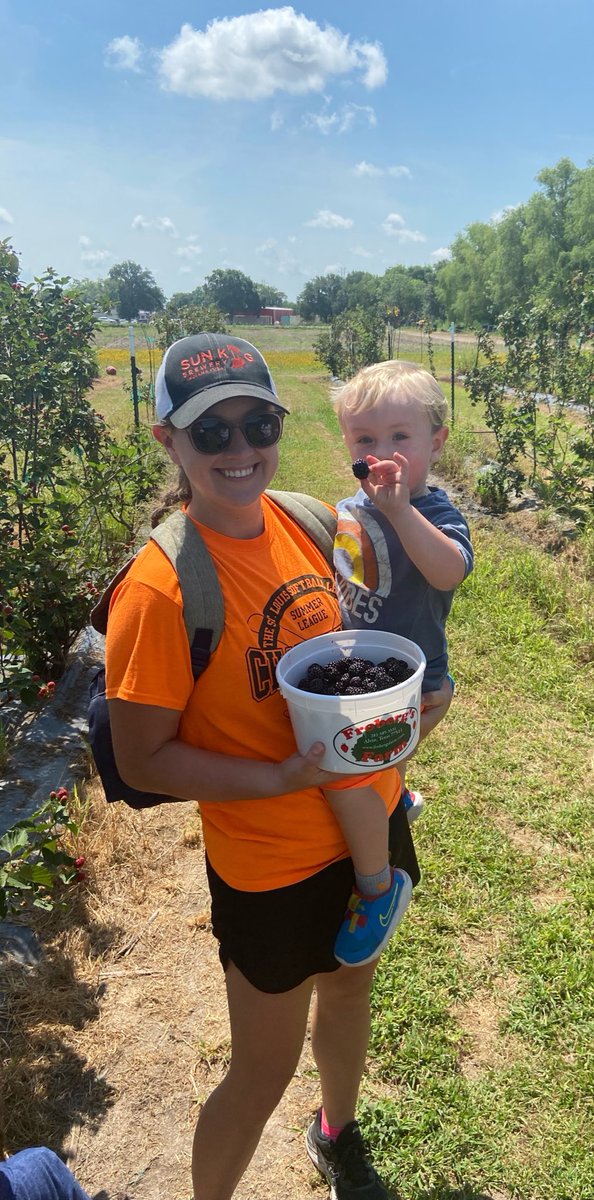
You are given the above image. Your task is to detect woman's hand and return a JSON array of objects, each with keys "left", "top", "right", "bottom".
[{"left": 273, "top": 741, "right": 357, "bottom": 793}]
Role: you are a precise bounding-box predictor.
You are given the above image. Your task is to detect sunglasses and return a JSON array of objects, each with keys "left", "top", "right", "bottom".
[{"left": 186, "top": 409, "right": 284, "bottom": 455}]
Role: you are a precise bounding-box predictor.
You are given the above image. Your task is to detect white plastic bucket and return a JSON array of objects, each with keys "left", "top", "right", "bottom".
[{"left": 276, "top": 630, "right": 426, "bottom": 773}]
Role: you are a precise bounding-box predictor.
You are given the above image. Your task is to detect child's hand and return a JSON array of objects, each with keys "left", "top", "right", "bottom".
[{"left": 359, "top": 453, "right": 411, "bottom": 515}]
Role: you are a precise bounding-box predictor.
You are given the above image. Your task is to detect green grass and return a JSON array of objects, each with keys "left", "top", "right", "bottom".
[{"left": 90, "top": 346, "right": 594, "bottom": 1200}]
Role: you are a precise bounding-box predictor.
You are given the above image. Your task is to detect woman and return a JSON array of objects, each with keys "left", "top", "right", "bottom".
[{"left": 106, "top": 333, "right": 450, "bottom": 1200}]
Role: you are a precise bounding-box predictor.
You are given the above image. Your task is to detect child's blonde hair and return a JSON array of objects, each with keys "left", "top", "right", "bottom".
[{"left": 333, "top": 360, "right": 448, "bottom": 433}]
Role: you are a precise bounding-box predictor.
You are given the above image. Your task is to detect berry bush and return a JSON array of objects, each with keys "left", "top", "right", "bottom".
[
  {"left": 0, "top": 240, "right": 164, "bottom": 702},
  {"left": 0, "top": 788, "right": 83, "bottom": 920}
]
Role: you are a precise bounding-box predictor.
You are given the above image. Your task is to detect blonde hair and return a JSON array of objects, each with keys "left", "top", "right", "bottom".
[{"left": 333, "top": 360, "right": 448, "bottom": 433}]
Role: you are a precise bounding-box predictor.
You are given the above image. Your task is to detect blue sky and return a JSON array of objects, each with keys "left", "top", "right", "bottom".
[{"left": 1, "top": 1, "right": 592, "bottom": 302}]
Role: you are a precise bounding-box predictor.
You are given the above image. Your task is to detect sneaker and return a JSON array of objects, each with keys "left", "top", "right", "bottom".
[
  {"left": 334, "top": 867, "right": 412, "bottom": 967},
  {"left": 402, "top": 788, "right": 424, "bottom": 825},
  {"left": 306, "top": 1109, "right": 396, "bottom": 1199}
]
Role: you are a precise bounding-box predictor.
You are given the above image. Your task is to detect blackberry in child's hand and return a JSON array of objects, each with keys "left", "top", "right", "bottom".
[{"left": 352, "top": 459, "right": 370, "bottom": 480}]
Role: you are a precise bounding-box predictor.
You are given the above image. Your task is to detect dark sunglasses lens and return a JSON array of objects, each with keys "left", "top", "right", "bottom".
[
  {"left": 188, "top": 411, "right": 283, "bottom": 454},
  {"left": 189, "top": 418, "right": 231, "bottom": 454},
  {"left": 244, "top": 412, "right": 283, "bottom": 447}
]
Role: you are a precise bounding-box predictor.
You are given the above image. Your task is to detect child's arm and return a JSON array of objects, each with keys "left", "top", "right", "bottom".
[{"left": 361, "top": 455, "right": 467, "bottom": 591}]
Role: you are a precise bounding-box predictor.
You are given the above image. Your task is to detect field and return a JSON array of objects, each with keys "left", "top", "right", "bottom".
[{"left": 2, "top": 334, "right": 592, "bottom": 1200}]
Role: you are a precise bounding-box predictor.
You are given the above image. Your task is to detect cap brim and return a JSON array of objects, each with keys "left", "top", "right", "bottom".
[{"left": 169, "top": 382, "right": 290, "bottom": 428}]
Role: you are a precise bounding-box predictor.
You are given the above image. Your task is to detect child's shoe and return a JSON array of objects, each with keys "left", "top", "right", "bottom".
[
  {"left": 334, "top": 867, "right": 412, "bottom": 967},
  {"left": 402, "top": 788, "right": 424, "bottom": 825}
]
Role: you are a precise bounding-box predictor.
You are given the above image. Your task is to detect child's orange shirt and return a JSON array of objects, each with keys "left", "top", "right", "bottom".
[{"left": 105, "top": 495, "right": 400, "bottom": 891}]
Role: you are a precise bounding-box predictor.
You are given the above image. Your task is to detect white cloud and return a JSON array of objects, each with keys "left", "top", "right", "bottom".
[
  {"left": 382, "top": 212, "right": 426, "bottom": 242},
  {"left": 270, "top": 111, "right": 284, "bottom": 132},
  {"left": 255, "top": 238, "right": 278, "bottom": 254},
  {"left": 396, "top": 228, "right": 426, "bottom": 243},
  {"left": 105, "top": 35, "right": 143, "bottom": 73},
  {"left": 431, "top": 246, "right": 451, "bottom": 261},
  {"left": 491, "top": 204, "right": 519, "bottom": 223},
  {"left": 175, "top": 243, "right": 202, "bottom": 259},
  {"left": 131, "top": 214, "right": 178, "bottom": 235},
  {"left": 306, "top": 209, "right": 353, "bottom": 230},
  {"left": 352, "top": 245, "right": 376, "bottom": 259},
  {"left": 354, "top": 161, "right": 411, "bottom": 178},
  {"left": 79, "top": 234, "right": 91, "bottom": 247},
  {"left": 159, "top": 9, "right": 387, "bottom": 101},
  {"left": 80, "top": 249, "right": 114, "bottom": 266},
  {"left": 305, "top": 102, "right": 376, "bottom": 135},
  {"left": 354, "top": 160, "right": 382, "bottom": 177},
  {"left": 382, "top": 212, "right": 405, "bottom": 231},
  {"left": 0, "top": 206, "right": 14, "bottom": 224}
]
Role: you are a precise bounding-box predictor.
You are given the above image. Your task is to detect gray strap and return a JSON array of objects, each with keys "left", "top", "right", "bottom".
[
  {"left": 151, "top": 510, "right": 225, "bottom": 651},
  {"left": 266, "top": 489, "right": 336, "bottom": 566}
]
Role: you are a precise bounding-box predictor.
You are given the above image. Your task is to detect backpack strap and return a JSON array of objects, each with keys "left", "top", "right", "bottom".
[
  {"left": 150, "top": 510, "right": 224, "bottom": 653},
  {"left": 266, "top": 490, "right": 336, "bottom": 566},
  {"left": 90, "top": 510, "right": 225, "bottom": 675}
]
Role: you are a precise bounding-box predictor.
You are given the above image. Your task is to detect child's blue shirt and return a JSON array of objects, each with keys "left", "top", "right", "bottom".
[{"left": 334, "top": 485, "right": 474, "bottom": 690}]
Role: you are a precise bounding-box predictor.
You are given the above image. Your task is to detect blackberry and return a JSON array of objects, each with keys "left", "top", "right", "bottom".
[
  {"left": 349, "top": 657, "right": 374, "bottom": 674},
  {"left": 295, "top": 653, "right": 414, "bottom": 694},
  {"left": 306, "top": 663, "right": 325, "bottom": 679},
  {"left": 362, "top": 667, "right": 394, "bottom": 691},
  {"left": 352, "top": 458, "right": 370, "bottom": 480},
  {"left": 384, "top": 656, "right": 414, "bottom": 683},
  {"left": 299, "top": 676, "right": 330, "bottom": 694}
]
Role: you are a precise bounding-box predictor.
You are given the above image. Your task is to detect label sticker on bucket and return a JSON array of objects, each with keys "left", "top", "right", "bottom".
[{"left": 333, "top": 707, "right": 418, "bottom": 766}]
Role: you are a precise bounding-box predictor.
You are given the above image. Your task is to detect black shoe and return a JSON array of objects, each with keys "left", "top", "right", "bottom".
[{"left": 306, "top": 1109, "right": 395, "bottom": 1199}]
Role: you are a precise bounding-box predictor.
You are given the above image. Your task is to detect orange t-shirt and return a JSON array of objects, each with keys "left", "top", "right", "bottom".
[{"left": 105, "top": 494, "right": 400, "bottom": 890}]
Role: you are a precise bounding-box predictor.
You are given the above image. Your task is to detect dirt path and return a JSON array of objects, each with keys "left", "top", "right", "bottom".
[{"left": 69, "top": 789, "right": 324, "bottom": 1200}]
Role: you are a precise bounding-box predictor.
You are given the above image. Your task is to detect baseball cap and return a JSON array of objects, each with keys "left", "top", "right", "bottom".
[{"left": 155, "top": 333, "right": 288, "bottom": 428}]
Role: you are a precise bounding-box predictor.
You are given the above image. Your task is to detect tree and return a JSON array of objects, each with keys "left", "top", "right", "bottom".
[
  {"left": 154, "top": 303, "right": 228, "bottom": 351},
  {"left": 435, "top": 223, "right": 498, "bottom": 328},
  {"left": 341, "top": 271, "right": 381, "bottom": 313},
  {"left": 0, "top": 239, "right": 20, "bottom": 285},
  {"left": 0, "top": 246, "right": 163, "bottom": 684},
  {"left": 66, "top": 276, "right": 114, "bottom": 311},
  {"left": 203, "top": 269, "right": 260, "bottom": 317},
  {"left": 296, "top": 274, "right": 346, "bottom": 322},
  {"left": 313, "top": 307, "right": 386, "bottom": 379},
  {"left": 256, "top": 282, "right": 289, "bottom": 308},
  {"left": 568, "top": 161, "right": 594, "bottom": 277},
  {"left": 379, "top": 268, "right": 429, "bottom": 325},
  {"left": 107, "top": 261, "right": 165, "bottom": 321}
]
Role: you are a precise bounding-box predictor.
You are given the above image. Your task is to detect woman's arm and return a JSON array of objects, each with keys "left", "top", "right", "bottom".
[{"left": 108, "top": 698, "right": 354, "bottom": 803}]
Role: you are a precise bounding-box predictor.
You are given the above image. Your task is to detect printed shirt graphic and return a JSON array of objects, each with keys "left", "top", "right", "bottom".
[
  {"left": 105, "top": 495, "right": 398, "bottom": 891},
  {"left": 334, "top": 486, "right": 474, "bottom": 683}
]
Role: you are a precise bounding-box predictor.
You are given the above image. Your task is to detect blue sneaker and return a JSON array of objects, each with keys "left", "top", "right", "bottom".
[
  {"left": 334, "top": 868, "right": 412, "bottom": 967},
  {"left": 402, "top": 788, "right": 424, "bottom": 825}
]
